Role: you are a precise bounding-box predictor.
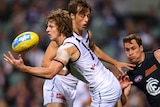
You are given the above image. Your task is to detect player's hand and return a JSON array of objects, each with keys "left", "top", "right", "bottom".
[
  {"left": 3, "top": 51, "right": 25, "bottom": 71},
  {"left": 117, "top": 73, "right": 133, "bottom": 89},
  {"left": 115, "top": 61, "right": 135, "bottom": 74}
]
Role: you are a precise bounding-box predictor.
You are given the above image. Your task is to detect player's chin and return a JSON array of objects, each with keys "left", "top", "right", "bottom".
[
  {"left": 49, "top": 37, "right": 54, "bottom": 41},
  {"left": 129, "top": 59, "right": 136, "bottom": 64},
  {"left": 50, "top": 39, "right": 55, "bottom": 41},
  {"left": 81, "top": 26, "right": 87, "bottom": 30},
  {"left": 48, "top": 37, "right": 52, "bottom": 40}
]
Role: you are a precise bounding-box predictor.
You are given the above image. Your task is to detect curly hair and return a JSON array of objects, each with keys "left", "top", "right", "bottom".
[{"left": 46, "top": 9, "right": 73, "bottom": 37}]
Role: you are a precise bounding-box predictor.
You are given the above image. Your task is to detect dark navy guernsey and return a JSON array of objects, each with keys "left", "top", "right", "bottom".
[{"left": 127, "top": 50, "right": 160, "bottom": 107}]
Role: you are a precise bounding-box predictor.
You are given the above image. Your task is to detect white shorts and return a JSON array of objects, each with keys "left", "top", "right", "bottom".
[
  {"left": 43, "top": 76, "right": 76, "bottom": 107},
  {"left": 90, "top": 75, "right": 122, "bottom": 107},
  {"left": 91, "top": 90, "right": 121, "bottom": 107}
]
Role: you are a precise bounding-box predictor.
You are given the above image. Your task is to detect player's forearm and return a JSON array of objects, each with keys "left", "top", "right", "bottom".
[
  {"left": 120, "top": 90, "right": 128, "bottom": 106},
  {"left": 93, "top": 45, "right": 118, "bottom": 65},
  {"left": 22, "top": 65, "right": 56, "bottom": 79},
  {"left": 41, "top": 59, "right": 51, "bottom": 67},
  {"left": 120, "top": 84, "right": 131, "bottom": 106}
]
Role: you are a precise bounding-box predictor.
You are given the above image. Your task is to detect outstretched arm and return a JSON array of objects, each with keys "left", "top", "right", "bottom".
[
  {"left": 88, "top": 30, "right": 135, "bottom": 73},
  {"left": 116, "top": 73, "right": 132, "bottom": 106},
  {"left": 3, "top": 43, "right": 77, "bottom": 79},
  {"left": 3, "top": 51, "right": 64, "bottom": 79}
]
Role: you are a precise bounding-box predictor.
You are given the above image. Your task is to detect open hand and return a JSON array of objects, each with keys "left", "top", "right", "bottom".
[
  {"left": 115, "top": 61, "right": 135, "bottom": 74},
  {"left": 3, "top": 51, "right": 25, "bottom": 71}
]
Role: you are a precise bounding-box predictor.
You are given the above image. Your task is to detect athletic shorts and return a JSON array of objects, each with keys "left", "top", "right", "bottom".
[
  {"left": 43, "top": 76, "right": 76, "bottom": 107},
  {"left": 90, "top": 75, "right": 122, "bottom": 107}
]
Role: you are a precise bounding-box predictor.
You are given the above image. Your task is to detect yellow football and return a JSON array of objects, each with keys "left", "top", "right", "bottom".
[{"left": 11, "top": 31, "right": 39, "bottom": 53}]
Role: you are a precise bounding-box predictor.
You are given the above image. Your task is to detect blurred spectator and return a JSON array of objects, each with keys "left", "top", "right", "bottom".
[
  {"left": 102, "top": 0, "right": 118, "bottom": 27},
  {"left": 146, "top": 6, "right": 159, "bottom": 28},
  {"left": 0, "top": 98, "right": 8, "bottom": 107},
  {"left": 25, "top": 47, "right": 44, "bottom": 67},
  {"left": 0, "top": 31, "right": 10, "bottom": 64},
  {"left": 0, "top": 0, "right": 12, "bottom": 23},
  {"left": 137, "top": 20, "right": 155, "bottom": 51},
  {"left": 88, "top": 1, "right": 109, "bottom": 47},
  {"left": 102, "top": 26, "right": 121, "bottom": 60}
]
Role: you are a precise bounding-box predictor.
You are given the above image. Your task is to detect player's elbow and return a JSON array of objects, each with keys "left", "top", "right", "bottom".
[
  {"left": 41, "top": 58, "right": 52, "bottom": 67},
  {"left": 45, "top": 65, "right": 63, "bottom": 79},
  {"left": 41, "top": 61, "right": 44, "bottom": 67},
  {"left": 46, "top": 75, "right": 54, "bottom": 79},
  {"left": 45, "top": 73, "right": 55, "bottom": 79},
  {"left": 41, "top": 60, "right": 48, "bottom": 67},
  {"left": 44, "top": 69, "right": 56, "bottom": 79}
]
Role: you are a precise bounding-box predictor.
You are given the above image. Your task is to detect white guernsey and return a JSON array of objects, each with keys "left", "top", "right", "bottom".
[{"left": 56, "top": 35, "right": 122, "bottom": 107}]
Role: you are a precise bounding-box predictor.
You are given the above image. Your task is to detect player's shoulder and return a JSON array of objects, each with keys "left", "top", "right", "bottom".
[
  {"left": 145, "top": 49, "right": 160, "bottom": 59},
  {"left": 154, "top": 49, "right": 160, "bottom": 55},
  {"left": 153, "top": 49, "right": 160, "bottom": 62},
  {"left": 63, "top": 36, "right": 78, "bottom": 45},
  {"left": 86, "top": 29, "right": 92, "bottom": 37},
  {"left": 50, "top": 41, "right": 59, "bottom": 47},
  {"left": 145, "top": 51, "right": 154, "bottom": 59}
]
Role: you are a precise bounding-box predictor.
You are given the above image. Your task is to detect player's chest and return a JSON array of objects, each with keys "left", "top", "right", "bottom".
[{"left": 131, "top": 61, "right": 160, "bottom": 94}]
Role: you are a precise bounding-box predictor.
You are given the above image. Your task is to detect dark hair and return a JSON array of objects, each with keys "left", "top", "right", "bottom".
[
  {"left": 68, "top": 0, "right": 92, "bottom": 15},
  {"left": 123, "top": 33, "right": 142, "bottom": 47},
  {"left": 46, "top": 9, "right": 73, "bottom": 37}
]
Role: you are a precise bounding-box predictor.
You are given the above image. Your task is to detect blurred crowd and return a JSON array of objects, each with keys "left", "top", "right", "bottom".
[{"left": 0, "top": 0, "right": 160, "bottom": 107}]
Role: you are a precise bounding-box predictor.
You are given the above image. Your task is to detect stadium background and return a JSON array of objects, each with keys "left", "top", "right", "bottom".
[{"left": 0, "top": 0, "right": 160, "bottom": 106}]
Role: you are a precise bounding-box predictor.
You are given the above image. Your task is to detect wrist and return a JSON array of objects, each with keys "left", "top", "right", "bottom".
[
  {"left": 22, "top": 65, "right": 30, "bottom": 73},
  {"left": 113, "top": 60, "right": 118, "bottom": 66}
]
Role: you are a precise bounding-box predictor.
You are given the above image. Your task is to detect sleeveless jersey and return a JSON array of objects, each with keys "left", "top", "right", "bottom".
[
  {"left": 56, "top": 30, "right": 90, "bottom": 89},
  {"left": 127, "top": 51, "right": 160, "bottom": 107},
  {"left": 73, "top": 30, "right": 90, "bottom": 48},
  {"left": 60, "top": 36, "right": 121, "bottom": 96}
]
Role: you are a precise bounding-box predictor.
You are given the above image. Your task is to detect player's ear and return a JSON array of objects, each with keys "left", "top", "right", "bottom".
[
  {"left": 140, "top": 45, "right": 143, "bottom": 52},
  {"left": 70, "top": 13, "right": 75, "bottom": 19}
]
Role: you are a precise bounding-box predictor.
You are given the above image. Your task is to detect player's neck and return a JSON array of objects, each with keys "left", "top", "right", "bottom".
[
  {"left": 73, "top": 27, "right": 82, "bottom": 36},
  {"left": 55, "top": 35, "right": 66, "bottom": 46},
  {"left": 138, "top": 52, "right": 145, "bottom": 64}
]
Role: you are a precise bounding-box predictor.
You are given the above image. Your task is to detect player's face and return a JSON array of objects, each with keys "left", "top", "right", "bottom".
[
  {"left": 124, "top": 39, "right": 144, "bottom": 64},
  {"left": 46, "top": 21, "right": 60, "bottom": 41},
  {"left": 73, "top": 8, "right": 91, "bottom": 31}
]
